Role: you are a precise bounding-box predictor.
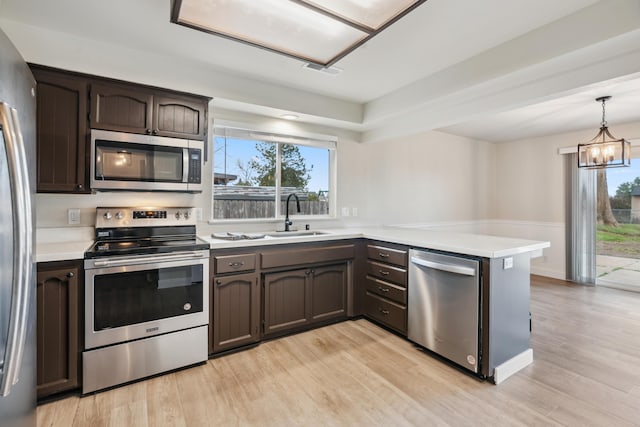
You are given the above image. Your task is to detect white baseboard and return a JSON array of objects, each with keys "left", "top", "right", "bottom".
[
  {"left": 531, "top": 266, "right": 565, "bottom": 280},
  {"left": 493, "top": 348, "right": 533, "bottom": 385}
]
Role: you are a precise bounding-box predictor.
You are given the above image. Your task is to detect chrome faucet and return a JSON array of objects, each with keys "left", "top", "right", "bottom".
[{"left": 284, "top": 193, "right": 301, "bottom": 231}]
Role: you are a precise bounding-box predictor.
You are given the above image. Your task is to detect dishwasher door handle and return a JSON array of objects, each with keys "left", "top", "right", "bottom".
[{"left": 410, "top": 256, "right": 476, "bottom": 277}]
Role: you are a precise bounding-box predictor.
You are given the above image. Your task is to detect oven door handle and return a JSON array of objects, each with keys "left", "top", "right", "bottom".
[{"left": 92, "top": 251, "right": 205, "bottom": 267}]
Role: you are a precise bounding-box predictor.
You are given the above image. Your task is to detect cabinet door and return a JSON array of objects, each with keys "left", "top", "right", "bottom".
[
  {"left": 153, "top": 94, "right": 206, "bottom": 140},
  {"left": 32, "top": 68, "right": 89, "bottom": 193},
  {"left": 90, "top": 83, "right": 153, "bottom": 134},
  {"left": 212, "top": 273, "right": 260, "bottom": 353},
  {"left": 263, "top": 269, "right": 310, "bottom": 336},
  {"left": 36, "top": 263, "right": 81, "bottom": 398},
  {"left": 310, "top": 263, "right": 347, "bottom": 323}
]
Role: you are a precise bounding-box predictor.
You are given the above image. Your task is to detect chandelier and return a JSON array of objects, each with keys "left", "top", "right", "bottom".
[{"left": 577, "top": 96, "right": 630, "bottom": 169}]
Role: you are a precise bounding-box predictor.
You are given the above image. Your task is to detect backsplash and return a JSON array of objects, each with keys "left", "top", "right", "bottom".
[{"left": 36, "top": 192, "right": 200, "bottom": 228}]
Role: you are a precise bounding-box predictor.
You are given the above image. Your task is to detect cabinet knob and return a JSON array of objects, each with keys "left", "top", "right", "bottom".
[
  {"left": 378, "top": 252, "right": 390, "bottom": 258},
  {"left": 379, "top": 270, "right": 390, "bottom": 276},
  {"left": 67, "top": 272, "right": 74, "bottom": 278},
  {"left": 216, "top": 279, "right": 222, "bottom": 285},
  {"left": 378, "top": 286, "right": 390, "bottom": 293},
  {"left": 379, "top": 308, "right": 390, "bottom": 315},
  {"left": 152, "top": 129, "right": 158, "bottom": 135},
  {"left": 76, "top": 184, "right": 83, "bottom": 190},
  {"left": 145, "top": 128, "right": 151, "bottom": 134}
]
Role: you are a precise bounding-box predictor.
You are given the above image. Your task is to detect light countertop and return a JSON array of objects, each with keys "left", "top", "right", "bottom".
[
  {"left": 201, "top": 226, "right": 550, "bottom": 259},
  {"left": 35, "top": 226, "right": 550, "bottom": 263},
  {"left": 36, "top": 240, "right": 94, "bottom": 263}
]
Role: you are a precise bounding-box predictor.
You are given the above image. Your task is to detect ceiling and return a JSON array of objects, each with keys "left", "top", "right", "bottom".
[{"left": 1, "top": 0, "right": 640, "bottom": 142}]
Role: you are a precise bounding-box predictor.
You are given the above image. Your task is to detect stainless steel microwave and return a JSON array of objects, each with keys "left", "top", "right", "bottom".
[{"left": 90, "top": 129, "right": 203, "bottom": 192}]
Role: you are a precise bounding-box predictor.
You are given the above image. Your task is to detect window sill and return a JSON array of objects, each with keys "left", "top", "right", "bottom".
[{"left": 207, "top": 215, "right": 335, "bottom": 225}]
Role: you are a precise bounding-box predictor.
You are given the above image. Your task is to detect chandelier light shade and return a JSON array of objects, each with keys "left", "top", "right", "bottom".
[{"left": 578, "top": 96, "right": 631, "bottom": 169}]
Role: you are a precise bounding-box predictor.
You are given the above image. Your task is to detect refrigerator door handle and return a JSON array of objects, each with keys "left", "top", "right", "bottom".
[
  {"left": 0, "top": 103, "right": 33, "bottom": 397},
  {"left": 410, "top": 256, "right": 477, "bottom": 277}
]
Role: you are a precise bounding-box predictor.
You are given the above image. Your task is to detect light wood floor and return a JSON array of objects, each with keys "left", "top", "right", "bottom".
[{"left": 38, "top": 277, "right": 640, "bottom": 426}]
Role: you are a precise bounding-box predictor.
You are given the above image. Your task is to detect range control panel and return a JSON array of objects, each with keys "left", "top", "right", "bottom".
[{"left": 95, "top": 207, "right": 197, "bottom": 228}]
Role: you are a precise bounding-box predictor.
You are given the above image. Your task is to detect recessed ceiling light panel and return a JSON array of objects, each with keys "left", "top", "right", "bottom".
[
  {"left": 171, "top": 0, "right": 427, "bottom": 67},
  {"left": 301, "top": 0, "right": 422, "bottom": 30}
]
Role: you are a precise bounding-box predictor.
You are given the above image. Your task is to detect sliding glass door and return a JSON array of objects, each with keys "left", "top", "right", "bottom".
[{"left": 595, "top": 158, "right": 640, "bottom": 292}]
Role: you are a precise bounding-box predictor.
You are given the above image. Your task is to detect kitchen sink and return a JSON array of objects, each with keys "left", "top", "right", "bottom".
[
  {"left": 212, "top": 230, "right": 329, "bottom": 240},
  {"left": 264, "top": 231, "right": 329, "bottom": 238}
]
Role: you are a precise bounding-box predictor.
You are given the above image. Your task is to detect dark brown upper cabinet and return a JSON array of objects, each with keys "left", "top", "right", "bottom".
[
  {"left": 32, "top": 66, "right": 89, "bottom": 193},
  {"left": 90, "top": 83, "right": 153, "bottom": 135},
  {"left": 154, "top": 93, "right": 206, "bottom": 140},
  {"left": 91, "top": 83, "right": 207, "bottom": 140}
]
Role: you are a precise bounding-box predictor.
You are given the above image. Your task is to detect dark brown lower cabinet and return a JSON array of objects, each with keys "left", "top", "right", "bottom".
[
  {"left": 36, "top": 261, "right": 81, "bottom": 398},
  {"left": 263, "top": 269, "right": 309, "bottom": 336},
  {"left": 310, "top": 264, "right": 347, "bottom": 322},
  {"left": 264, "top": 263, "right": 348, "bottom": 337},
  {"left": 211, "top": 272, "right": 260, "bottom": 353}
]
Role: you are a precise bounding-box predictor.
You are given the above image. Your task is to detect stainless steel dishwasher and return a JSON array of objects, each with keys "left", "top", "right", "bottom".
[{"left": 408, "top": 249, "right": 481, "bottom": 373}]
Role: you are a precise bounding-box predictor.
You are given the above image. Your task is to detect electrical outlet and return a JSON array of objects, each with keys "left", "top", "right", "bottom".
[
  {"left": 352, "top": 207, "right": 358, "bottom": 217},
  {"left": 503, "top": 257, "right": 514, "bottom": 270},
  {"left": 341, "top": 207, "right": 350, "bottom": 217},
  {"left": 68, "top": 208, "right": 80, "bottom": 225},
  {"left": 194, "top": 208, "right": 203, "bottom": 221}
]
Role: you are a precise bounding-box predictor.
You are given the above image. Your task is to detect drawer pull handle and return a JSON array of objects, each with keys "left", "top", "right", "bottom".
[
  {"left": 378, "top": 286, "right": 390, "bottom": 293},
  {"left": 379, "top": 270, "right": 390, "bottom": 276},
  {"left": 229, "top": 261, "right": 245, "bottom": 268},
  {"left": 379, "top": 252, "right": 390, "bottom": 258},
  {"left": 379, "top": 308, "right": 390, "bottom": 315}
]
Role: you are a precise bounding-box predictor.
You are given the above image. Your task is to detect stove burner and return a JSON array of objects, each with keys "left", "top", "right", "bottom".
[
  {"left": 86, "top": 236, "right": 209, "bottom": 259},
  {"left": 86, "top": 207, "right": 210, "bottom": 259}
]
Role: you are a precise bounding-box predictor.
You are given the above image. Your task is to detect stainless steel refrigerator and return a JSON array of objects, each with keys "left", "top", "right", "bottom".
[{"left": 0, "top": 27, "right": 37, "bottom": 427}]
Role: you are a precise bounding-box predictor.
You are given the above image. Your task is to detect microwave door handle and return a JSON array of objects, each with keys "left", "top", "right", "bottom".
[
  {"left": 182, "top": 147, "right": 189, "bottom": 183},
  {"left": 0, "top": 103, "right": 33, "bottom": 397}
]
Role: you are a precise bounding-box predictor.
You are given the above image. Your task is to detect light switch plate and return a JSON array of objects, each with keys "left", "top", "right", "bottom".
[
  {"left": 68, "top": 208, "right": 80, "bottom": 225},
  {"left": 352, "top": 207, "right": 358, "bottom": 216},
  {"left": 194, "top": 208, "right": 203, "bottom": 221},
  {"left": 341, "top": 207, "right": 350, "bottom": 217}
]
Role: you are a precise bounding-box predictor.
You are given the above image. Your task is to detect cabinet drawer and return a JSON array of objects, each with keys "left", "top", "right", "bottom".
[
  {"left": 366, "top": 260, "right": 407, "bottom": 286},
  {"left": 367, "top": 244, "right": 407, "bottom": 267},
  {"left": 365, "top": 276, "right": 406, "bottom": 305},
  {"left": 364, "top": 292, "right": 406, "bottom": 334},
  {"left": 214, "top": 253, "right": 256, "bottom": 274}
]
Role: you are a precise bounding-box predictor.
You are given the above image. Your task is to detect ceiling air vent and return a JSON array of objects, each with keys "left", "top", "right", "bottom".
[{"left": 302, "top": 63, "right": 342, "bottom": 76}]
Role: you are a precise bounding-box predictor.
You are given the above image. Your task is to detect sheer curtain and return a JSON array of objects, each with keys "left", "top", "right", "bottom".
[{"left": 566, "top": 153, "right": 597, "bottom": 284}]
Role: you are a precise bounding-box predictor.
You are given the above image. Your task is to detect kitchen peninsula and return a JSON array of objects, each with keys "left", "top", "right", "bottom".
[{"left": 36, "top": 224, "right": 549, "bottom": 393}]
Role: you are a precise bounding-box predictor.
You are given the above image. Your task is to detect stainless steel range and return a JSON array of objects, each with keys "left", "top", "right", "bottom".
[{"left": 83, "top": 207, "right": 209, "bottom": 394}]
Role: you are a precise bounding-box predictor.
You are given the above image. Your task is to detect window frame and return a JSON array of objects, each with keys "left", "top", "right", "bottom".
[{"left": 210, "top": 125, "right": 337, "bottom": 223}]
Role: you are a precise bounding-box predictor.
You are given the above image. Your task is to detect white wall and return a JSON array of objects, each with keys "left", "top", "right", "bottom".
[
  {"left": 491, "top": 121, "right": 640, "bottom": 279},
  {"left": 35, "top": 125, "right": 496, "bottom": 232},
  {"left": 349, "top": 131, "right": 497, "bottom": 225}
]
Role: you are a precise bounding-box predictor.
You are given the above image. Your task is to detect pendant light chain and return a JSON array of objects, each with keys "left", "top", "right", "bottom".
[{"left": 601, "top": 97, "right": 607, "bottom": 127}]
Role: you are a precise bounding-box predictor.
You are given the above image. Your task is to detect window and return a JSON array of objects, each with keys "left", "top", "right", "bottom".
[{"left": 212, "top": 127, "right": 336, "bottom": 221}]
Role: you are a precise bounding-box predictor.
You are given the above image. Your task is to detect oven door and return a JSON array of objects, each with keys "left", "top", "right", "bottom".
[{"left": 84, "top": 251, "right": 209, "bottom": 350}]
